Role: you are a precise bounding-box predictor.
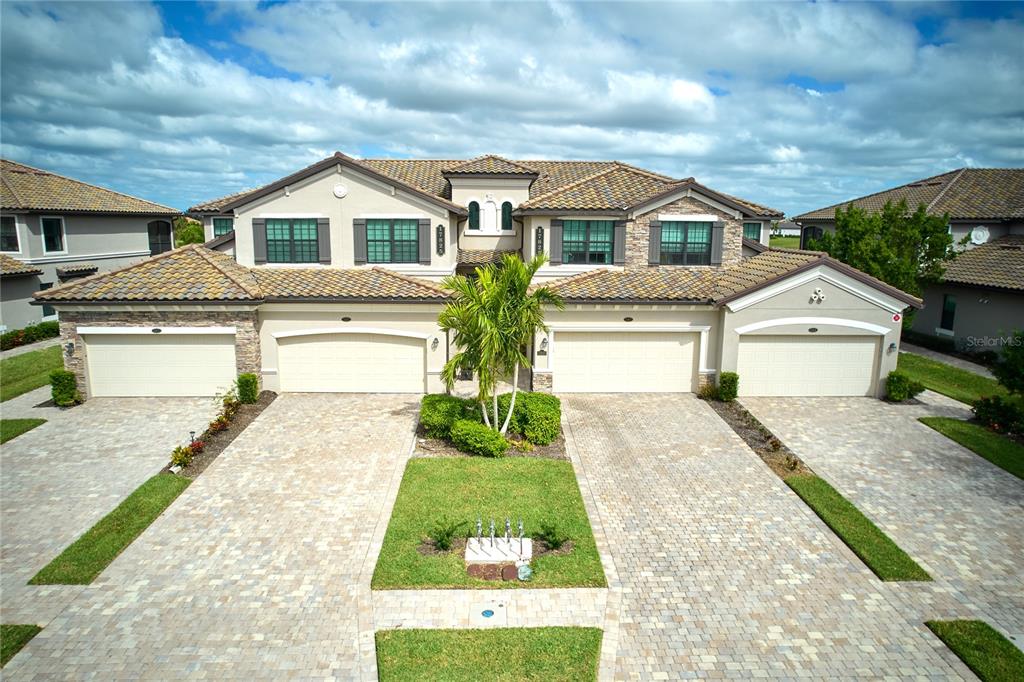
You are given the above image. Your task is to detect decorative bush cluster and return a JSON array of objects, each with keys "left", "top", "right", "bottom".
[
  {"left": 497, "top": 392, "right": 561, "bottom": 445},
  {"left": 1, "top": 321, "right": 59, "bottom": 351},
  {"left": 237, "top": 373, "right": 259, "bottom": 404},
  {"left": 170, "top": 445, "right": 193, "bottom": 468},
  {"left": 420, "top": 391, "right": 562, "bottom": 455},
  {"left": 49, "top": 369, "right": 81, "bottom": 407},
  {"left": 450, "top": 419, "right": 509, "bottom": 458},
  {"left": 973, "top": 396, "right": 1024, "bottom": 434},
  {"left": 420, "top": 394, "right": 480, "bottom": 439},
  {"left": 717, "top": 372, "right": 740, "bottom": 402},
  {"left": 886, "top": 370, "right": 925, "bottom": 402}
]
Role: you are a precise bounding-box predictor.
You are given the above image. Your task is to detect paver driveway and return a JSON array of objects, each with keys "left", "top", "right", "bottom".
[
  {"left": 744, "top": 394, "right": 1024, "bottom": 644},
  {"left": 4, "top": 393, "right": 420, "bottom": 680},
  {"left": 564, "top": 394, "right": 968, "bottom": 680},
  {"left": 1, "top": 389, "right": 216, "bottom": 625}
]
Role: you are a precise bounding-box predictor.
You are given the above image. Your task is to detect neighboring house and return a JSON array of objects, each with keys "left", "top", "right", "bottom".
[
  {"left": 37, "top": 152, "right": 920, "bottom": 400},
  {"left": 1, "top": 159, "right": 179, "bottom": 331},
  {"left": 794, "top": 168, "right": 1024, "bottom": 349}
]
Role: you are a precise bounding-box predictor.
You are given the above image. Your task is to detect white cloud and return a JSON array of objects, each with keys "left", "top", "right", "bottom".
[{"left": 771, "top": 145, "right": 803, "bottom": 162}]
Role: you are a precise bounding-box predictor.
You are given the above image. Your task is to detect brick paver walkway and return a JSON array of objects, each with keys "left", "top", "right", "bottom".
[
  {"left": 1, "top": 391, "right": 216, "bottom": 625},
  {"left": 744, "top": 394, "right": 1024, "bottom": 645}
]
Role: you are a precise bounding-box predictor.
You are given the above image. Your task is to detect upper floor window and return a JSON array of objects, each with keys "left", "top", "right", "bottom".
[
  {"left": 266, "top": 218, "right": 318, "bottom": 263},
  {"left": 1, "top": 216, "right": 19, "bottom": 252},
  {"left": 743, "top": 222, "right": 761, "bottom": 241},
  {"left": 501, "top": 202, "right": 513, "bottom": 231},
  {"left": 367, "top": 218, "right": 418, "bottom": 264},
  {"left": 563, "top": 219, "right": 614, "bottom": 265},
  {"left": 468, "top": 201, "right": 480, "bottom": 230},
  {"left": 42, "top": 216, "right": 66, "bottom": 253},
  {"left": 147, "top": 220, "right": 172, "bottom": 255},
  {"left": 661, "top": 221, "right": 711, "bottom": 265},
  {"left": 213, "top": 217, "right": 234, "bottom": 237}
]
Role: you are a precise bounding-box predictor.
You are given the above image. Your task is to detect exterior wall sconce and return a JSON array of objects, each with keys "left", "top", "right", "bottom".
[
  {"left": 540, "top": 337, "right": 549, "bottom": 350},
  {"left": 888, "top": 342, "right": 897, "bottom": 354},
  {"left": 64, "top": 341, "right": 75, "bottom": 357},
  {"left": 431, "top": 337, "right": 439, "bottom": 351}
]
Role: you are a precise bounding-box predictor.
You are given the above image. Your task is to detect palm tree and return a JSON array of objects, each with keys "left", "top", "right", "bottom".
[{"left": 439, "top": 254, "right": 563, "bottom": 433}]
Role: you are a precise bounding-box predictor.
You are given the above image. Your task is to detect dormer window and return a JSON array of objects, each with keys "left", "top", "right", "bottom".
[
  {"left": 468, "top": 202, "right": 480, "bottom": 230},
  {"left": 502, "top": 202, "right": 513, "bottom": 231}
]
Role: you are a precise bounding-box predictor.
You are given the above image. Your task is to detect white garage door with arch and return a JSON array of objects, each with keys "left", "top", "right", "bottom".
[{"left": 275, "top": 328, "right": 427, "bottom": 393}]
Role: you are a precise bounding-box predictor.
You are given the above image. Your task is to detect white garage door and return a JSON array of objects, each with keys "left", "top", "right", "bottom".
[
  {"left": 277, "top": 333, "right": 425, "bottom": 393},
  {"left": 553, "top": 331, "right": 697, "bottom": 393},
  {"left": 737, "top": 335, "right": 878, "bottom": 396},
  {"left": 85, "top": 333, "right": 236, "bottom": 397}
]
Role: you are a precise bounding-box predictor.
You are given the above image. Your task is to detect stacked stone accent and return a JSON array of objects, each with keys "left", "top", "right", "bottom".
[
  {"left": 532, "top": 372, "right": 553, "bottom": 393},
  {"left": 626, "top": 196, "right": 744, "bottom": 271},
  {"left": 59, "top": 309, "right": 260, "bottom": 399}
]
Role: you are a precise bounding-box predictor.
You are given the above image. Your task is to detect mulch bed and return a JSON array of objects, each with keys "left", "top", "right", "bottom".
[
  {"left": 704, "top": 397, "right": 813, "bottom": 479},
  {"left": 163, "top": 391, "right": 277, "bottom": 479},
  {"left": 413, "top": 424, "right": 567, "bottom": 460}
]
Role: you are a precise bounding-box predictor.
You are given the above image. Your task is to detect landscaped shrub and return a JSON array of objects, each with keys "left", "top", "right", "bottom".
[
  {"left": 49, "top": 369, "right": 81, "bottom": 406},
  {"left": 697, "top": 382, "right": 719, "bottom": 401},
  {"left": 450, "top": 419, "right": 509, "bottom": 457},
  {"left": 421, "top": 394, "right": 477, "bottom": 439},
  {"left": 972, "top": 396, "right": 1024, "bottom": 434},
  {"left": 208, "top": 414, "right": 230, "bottom": 433},
  {"left": 236, "top": 373, "right": 259, "bottom": 404},
  {"left": 886, "top": 370, "right": 925, "bottom": 402},
  {"left": 170, "top": 445, "right": 193, "bottom": 468},
  {"left": 536, "top": 521, "right": 569, "bottom": 550},
  {"left": 427, "top": 517, "right": 467, "bottom": 551},
  {"left": 718, "top": 372, "right": 739, "bottom": 402},
  {"left": 1, "top": 320, "right": 60, "bottom": 350},
  {"left": 496, "top": 392, "right": 561, "bottom": 444}
]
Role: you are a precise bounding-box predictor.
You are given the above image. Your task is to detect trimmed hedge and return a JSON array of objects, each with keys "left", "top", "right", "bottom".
[
  {"left": 237, "top": 373, "right": 259, "bottom": 404},
  {"left": 450, "top": 419, "right": 508, "bottom": 457},
  {"left": 886, "top": 370, "right": 924, "bottom": 402},
  {"left": 496, "top": 392, "right": 561, "bottom": 445},
  {"left": 49, "top": 369, "right": 81, "bottom": 407},
  {"left": 420, "top": 394, "right": 478, "bottom": 439},
  {"left": 1, "top": 320, "right": 60, "bottom": 351},
  {"left": 718, "top": 372, "right": 739, "bottom": 402},
  {"left": 973, "top": 395, "right": 1024, "bottom": 434}
]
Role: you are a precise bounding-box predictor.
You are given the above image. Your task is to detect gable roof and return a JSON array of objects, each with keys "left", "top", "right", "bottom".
[
  {"left": 1, "top": 159, "right": 178, "bottom": 215},
  {"left": 794, "top": 168, "right": 1024, "bottom": 222},
  {"left": 940, "top": 235, "right": 1024, "bottom": 291},
  {"left": 443, "top": 155, "right": 538, "bottom": 176},
  {"left": 0, "top": 253, "right": 42, "bottom": 278}
]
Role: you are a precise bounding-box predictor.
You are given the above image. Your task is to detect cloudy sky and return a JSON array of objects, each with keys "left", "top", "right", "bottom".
[{"left": 2, "top": 1, "right": 1022, "bottom": 216}]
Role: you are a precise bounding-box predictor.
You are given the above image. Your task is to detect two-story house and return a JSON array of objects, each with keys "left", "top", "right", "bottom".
[
  {"left": 37, "top": 152, "right": 920, "bottom": 399},
  {"left": 1, "top": 159, "right": 179, "bottom": 331}
]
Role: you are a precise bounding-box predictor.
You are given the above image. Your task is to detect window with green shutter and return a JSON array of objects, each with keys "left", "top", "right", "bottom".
[
  {"left": 213, "top": 218, "right": 234, "bottom": 237},
  {"left": 367, "top": 218, "right": 419, "bottom": 263},
  {"left": 562, "top": 220, "right": 614, "bottom": 264},
  {"left": 743, "top": 222, "right": 761, "bottom": 240},
  {"left": 660, "top": 221, "right": 712, "bottom": 265},
  {"left": 266, "top": 218, "right": 319, "bottom": 263}
]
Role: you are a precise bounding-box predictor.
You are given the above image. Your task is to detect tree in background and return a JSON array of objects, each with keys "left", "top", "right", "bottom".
[
  {"left": 992, "top": 330, "right": 1024, "bottom": 397},
  {"left": 173, "top": 217, "right": 205, "bottom": 247},
  {"left": 808, "top": 199, "right": 952, "bottom": 297}
]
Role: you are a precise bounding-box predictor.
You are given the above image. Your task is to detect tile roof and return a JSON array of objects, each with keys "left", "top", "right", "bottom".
[
  {"left": 457, "top": 249, "right": 520, "bottom": 266},
  {"left": 443, "top": 155, "right": 538, "bottom": 175},
  {"left": 56, "top": 263, "right": 98, "bottom": 277},
  {"left": 254, "top": 267, "right": 448, "bottom": 301},
  {"left": 941, "top": 236, "right": 1024, "bottom": 291},
  {"left": 1, "top": 159, "right": 177, "bottom": 214},
  {"left": 794, "top": 168, "right": 1024, "bottom": 221},
  {"left": 0, "top": 253, "right": 42, "bottom": 278},
  {"left": 518, "top": 164, "right": 681, "bottom": 211}
]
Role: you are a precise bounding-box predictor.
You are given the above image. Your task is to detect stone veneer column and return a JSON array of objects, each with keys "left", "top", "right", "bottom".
[
  {"left": 532, "top": 372, "right": 553, "bottom": 393},
  {"left": 626, "top": 196, "right": 744, "bottom": 271}
]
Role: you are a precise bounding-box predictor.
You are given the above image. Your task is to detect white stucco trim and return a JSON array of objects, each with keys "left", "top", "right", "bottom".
[
  {"left": 256, "top": 213, "right": 327, "bottom": 219},
  {"left": 724, "top": 265, "right": 906, "bottom": 314},
  {"left": 733, "top": 317, "right": 890, "bottom": 336},
  {"left": 78, "top": 326, "right": 237, "bottom": 335},
  {"left": 357, "top": 213, "right": 429, "bottom": 219},
  {"left": 658, "top": 213, "right": 719, "bottom": 222},
  {"left": 548, "top": 325, "right": 713, "bottom": 373},
  {"left": 23, "top": 249, "right": 152, "bottom": 264},
  {"left": 272, "top": 326, "right": 432, "bottom": 341}
]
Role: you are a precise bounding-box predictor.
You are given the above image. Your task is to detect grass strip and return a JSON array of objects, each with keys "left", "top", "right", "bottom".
[
  {"left": 768, "top": 236, "right": 801, "bottom": 249},
  {"left": 927, "top": 620, "right": 1024, "bottom": 681},
  {"left": 920, "top": 417, "right": 1024, "bottom": 481},
  {"left": 30, "top": 474, "right": 190, "bottom": 585},
  {"left": 1, "top": 624, "right": 42, "bottom": 667},
  {"left": 375, "top": 627, "right": 602, "bottom": 681},
  {"left": 0, "top": 345, "right": 62, "bottom": 402},
  {"left": 1, "top": 418, "right": 46, "bottom": 444},
  {"left": 897, "top": 353, "right": 1006, "bottom": 405},
  {"left": 785, "top": 474, "right": 931, "bottom": 581}
]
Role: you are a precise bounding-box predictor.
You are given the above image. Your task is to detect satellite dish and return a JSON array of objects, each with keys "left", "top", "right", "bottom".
[
  {"left": 332, "top": 183, "right": 348, "bottom": 199},
  {"left": 970, "top": 225, "right": 989, "bottom": 245}
]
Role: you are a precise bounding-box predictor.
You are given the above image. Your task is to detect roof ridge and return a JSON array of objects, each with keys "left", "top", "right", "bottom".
[
  {"left": 610, "top": 161, "right": 679, "bottom": 183},
  {"left": 793, "top": 168, "right": 964, "bottom": 220},
  {"left": 925, "top": 167, "right": 968, "bottom": 212},
  {"left": 369, "top": 266, "right": 448, "bottom": 294},
  {"left": 190, "top": 244, "right": 262, "bottom": 298},
  {"left": 0, "top": 173, "right": 24, "bottom": 207}
]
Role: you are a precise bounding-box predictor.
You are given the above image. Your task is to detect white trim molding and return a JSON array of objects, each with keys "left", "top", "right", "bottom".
[
  {"left": 724, "top": 265, "right": 906, "bottom": 314},
  {"left": 78, "top": 326, "right": 237, "bottom": 335},
  {"left": 272, "top": 326, "right": 432, "bottom": 341},
  {"left": 40, "top": 215, "right": 68, "bottom": 255},
  {"left": 24, "top": 249, "right": 151, "bottom": 265},
  {"left": 256, "top": 213, "right": 327, "bottom": 219},
  {"left": 733, "top": 317, "right": 890, "bottom": 336}
]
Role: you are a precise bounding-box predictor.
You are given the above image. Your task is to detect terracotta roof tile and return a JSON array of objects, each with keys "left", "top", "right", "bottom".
[
  {"left": 443, "top": 155, "right": 538, "bottom": 175},
  {"left": 457, "top": 249, "right": 520, "bottom": 266},
  {"left": 1, "top": 159, "right": 177, "bottom": 214},
  {"left": 519, "top": 164, "right": 682, "bottom": 211},
  {"left": 0, "top": 253, "right": 42, "bottom": 277},
  {"left": 254, "top": 267, "right": 447, "bottom": 301},
  {"left": 942, "top": 236, "right": 1024, "bottom": 291}
]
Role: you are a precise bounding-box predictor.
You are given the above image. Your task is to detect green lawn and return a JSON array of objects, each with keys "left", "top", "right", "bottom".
[
  {"left": 927, "top": 620, "right": 1024, "bottom": 681},
  {"left": 769, "top": 235, "right": 801, "bottom": 249},
  {"left": 919, "top": 417, "right": 1024, "bottom": 480},
  {"left": 0, "top": 345, "right": 62, "bottom": 402},
  {"left": 30, "top": 474, "right": 190, "bottom": 585},
  {"left": 376, "top": 627, "right": 602, "bottom": 681},
  {"left": 1, "top": 418, "right": 46, "bottom": 444},
  {"left": 372, "top": 458, "right": 606, "bottom": 589},
  {"left": 1, "top": 624, "right": 42, "bottom": 667},
  {"left": 785, "top": 474, "right": 931, "bottom": 581},
  {"left": 897, "top": 352, "right": 1006, "bottom": 404}
]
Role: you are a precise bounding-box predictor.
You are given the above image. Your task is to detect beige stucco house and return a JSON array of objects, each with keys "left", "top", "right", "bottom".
[
  {"left": 36, "top": 152, "right": 920, "bottom": 399},
  {"left": 1, "top": 159, "right": 179, "bottom": 331}
]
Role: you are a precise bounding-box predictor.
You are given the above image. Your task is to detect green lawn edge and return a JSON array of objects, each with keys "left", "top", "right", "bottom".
[
  {"left": 1, "top": 624, "right": 43, "bottom": 668},
  {"left": 1, "top": 418, "right": 46, "bottom": 444},
  {"left": 769, "top": 236, "right": 801, "bottom": 249},
  {"left": 785, "top": 474, "right": 931, "bottom": 581},
  {"left": 371, "top": 458, "right": 606, "bottom": 590},
  {"left": 897, "top": 353, "right": 1006, "bottom": 404},
  {"left": 927, "top": 620, "right": 1024, "bottom": 682},
  {"left": 375, "top": 627, "right": 603, "bottom": 682},
  {"left": 919, "top": 417, "right": 1024, "bottom": 481},
  {"left": 0, "top": 345, "right": 62, "bottom": 402},
  {"left": 30, "top": 473, "right": 190, "bottom": 585}
]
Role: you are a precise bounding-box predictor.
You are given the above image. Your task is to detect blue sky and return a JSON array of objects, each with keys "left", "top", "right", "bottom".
[{"left": 2, "top": 1, "right": 1022, "bottom": 215}]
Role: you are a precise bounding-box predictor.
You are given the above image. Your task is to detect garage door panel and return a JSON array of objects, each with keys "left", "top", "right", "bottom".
[
  {"left": 737, "top": 335, "right": 877, "bottom": 397},
  {"left": 278, "top": 333, "right": 425, "bottom": 393},
  {"left": 85, "top": 334, "right": 236, "bottom": 397},
  {"left": 554, "top": 331, "right": 697, "bottom": 393}
]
